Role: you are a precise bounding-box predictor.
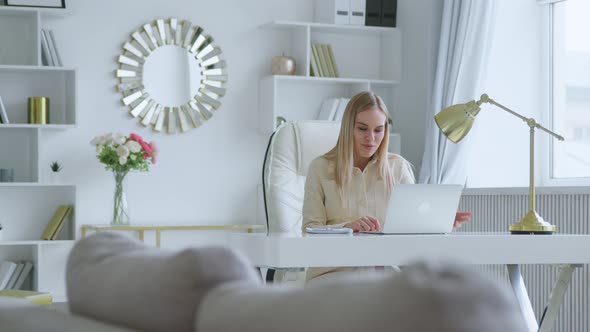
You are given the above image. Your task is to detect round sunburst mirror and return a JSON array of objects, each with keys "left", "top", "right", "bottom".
[{"left": 116, "top": 18, "right": 227, "bottom": 134}]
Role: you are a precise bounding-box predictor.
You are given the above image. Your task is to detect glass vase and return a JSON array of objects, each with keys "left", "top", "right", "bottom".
[{"left": 112, "top": 171, "right": 130, "bottom": 226}]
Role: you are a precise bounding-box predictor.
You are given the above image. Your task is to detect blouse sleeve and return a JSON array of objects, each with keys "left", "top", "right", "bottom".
[{"left": 302, "top": 159, "right": 328, "bottom": 231}]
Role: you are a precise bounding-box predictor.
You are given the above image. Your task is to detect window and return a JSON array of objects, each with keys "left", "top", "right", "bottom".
[{"left": 550, "top": 0, "right": 590, "bottom": 180}]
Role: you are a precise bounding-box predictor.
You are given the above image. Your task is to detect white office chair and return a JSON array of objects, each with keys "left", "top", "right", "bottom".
[{"left": 262, "top": 121, "right": 340, "bottom": 282}]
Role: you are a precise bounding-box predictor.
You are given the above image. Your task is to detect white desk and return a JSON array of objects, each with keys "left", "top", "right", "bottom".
[{"left": 230, "top": 232, "right": 590, "bottom": 332}]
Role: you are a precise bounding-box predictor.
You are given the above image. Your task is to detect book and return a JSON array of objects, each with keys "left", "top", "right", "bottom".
[
  {"left": 320, "top": 44, "right": 336, "bottom": 77},
  {"left": 41, "top": 205, "right": 72, "bottom": 240},
  {"left": 0, "top": 261, "right": 17, "bottom": 289},
  {"left": 44, "top": 29, "right": 60, "bottom": 68},
  {"left": 309, "top": 45, "right": 320, "bottom": 77},
  {"left": 305, "top": 227, "right": 352, "bottom": 235},
  {"left": 327, "top": 45, "right": 339, "bottom": 77},
  {"left": 311, "top": 44, "right": 324, "bottom": 77},
  {"left": 13, "top": 262, "right": 33, "bottom": 290},
  {"left": 41, "top": 29, "right": 54, "bottom": 66},
  {"left": 40, "top": 29, "right": 52, "bottom": 66},
  {"left": 5, "top": 262, "right": 24, "bottom": 290},
  {"left": 0, "top": 290, "right": 52, "bottom": 306},
  {"left": 333, "top": 98, "right": 350, "bottom": 122},
  {"left": 0, "top": 96, "right": 9, "bottom": 124},
  {"left": 50, "top": 205, "right": 72, "bottom": 240},
  {"left": 48, "top": 30, "right": 63, "bottom": 66},
  {"left": 317, "top": 98, "right": 340, "bottom": 121},
  {"left": 314, "top": 44, "right": 330, "bottom": 78}
]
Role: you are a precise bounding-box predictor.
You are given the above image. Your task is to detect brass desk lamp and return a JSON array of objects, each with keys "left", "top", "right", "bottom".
[{"left": 434, "top": 94, "right": 564, "bottom": 234}]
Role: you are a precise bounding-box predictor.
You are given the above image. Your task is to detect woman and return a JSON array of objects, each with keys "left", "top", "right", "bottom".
[{"left": 302, "top": 91, "right": 471, "bottom": 283}]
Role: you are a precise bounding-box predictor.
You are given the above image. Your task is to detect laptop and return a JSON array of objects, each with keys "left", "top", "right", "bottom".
[{"left": 360, "top": 184, "right": 463, "bottom": 235}]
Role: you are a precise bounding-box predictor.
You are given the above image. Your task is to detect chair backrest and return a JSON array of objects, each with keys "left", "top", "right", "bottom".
[{"left": 263, "top": 121, "right": 340, "bottom": 234}]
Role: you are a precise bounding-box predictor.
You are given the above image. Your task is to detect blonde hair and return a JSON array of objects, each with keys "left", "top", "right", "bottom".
[{"left": 324, "top": 91, "right": 394, "bottom": 197}]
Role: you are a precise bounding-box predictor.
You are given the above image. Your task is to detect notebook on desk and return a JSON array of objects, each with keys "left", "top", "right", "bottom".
[{"left": 360, "top": 184, "right": 463, "bottom": 235}]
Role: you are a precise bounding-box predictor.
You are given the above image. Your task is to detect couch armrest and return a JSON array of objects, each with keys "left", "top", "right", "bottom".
[
  {"left": 67, "top": 232, "right": 260, "bottom": 332},
  {"left": 196, "top": 263, "right": 527, "bottom": 332},
  {"left": 0, "top": 297, "right": 136, "bottom": 332}
]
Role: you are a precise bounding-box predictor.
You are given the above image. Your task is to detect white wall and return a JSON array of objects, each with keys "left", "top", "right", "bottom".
[{"left": 37, "top": 0, "right": 440, "bottom": 226}]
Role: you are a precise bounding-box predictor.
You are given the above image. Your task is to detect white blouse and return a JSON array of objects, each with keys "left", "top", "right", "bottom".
[{"left": 302, "top": 152, "right": 415, "bottom": 281}]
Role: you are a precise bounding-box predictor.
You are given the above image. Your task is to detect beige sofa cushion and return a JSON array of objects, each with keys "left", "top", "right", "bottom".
[
  {"left": 66, "top": 232, "right": 260, "bottom": 332},
  {"left": 197, "top": 262, "right": 527, "bottom": 332}
]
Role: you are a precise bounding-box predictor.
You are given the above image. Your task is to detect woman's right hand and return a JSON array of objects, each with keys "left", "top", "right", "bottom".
[{"left": 344, "top": 216, "right": 382, "bottom": 232}]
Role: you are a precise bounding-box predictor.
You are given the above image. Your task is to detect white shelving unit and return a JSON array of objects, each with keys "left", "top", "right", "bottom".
[
  {"left": 0, "top": 5, "right": 76, "bottom": 300},
  {"left": 259, "top": 20, "right": 402, "bottom": 134},
  {"left": 256, "top": 19, "right": 404, "bottom": 224}
]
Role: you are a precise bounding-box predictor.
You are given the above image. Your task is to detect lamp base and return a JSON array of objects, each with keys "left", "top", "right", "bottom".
[{"left": 509, "top": 210, "right": 556, "bottom": 235}]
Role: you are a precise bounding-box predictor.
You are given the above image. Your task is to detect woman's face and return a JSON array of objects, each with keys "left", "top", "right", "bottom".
[{"left": 353, "top": 107, "right": 387, "bottom": 160}]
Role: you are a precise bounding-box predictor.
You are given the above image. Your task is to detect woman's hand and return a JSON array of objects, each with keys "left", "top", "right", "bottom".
[
  {"left": 453, "top": 211, "right": 472, "bottom": 231},
  {"left": 344, "top": 216, "right": 382, "bottom": 232}
]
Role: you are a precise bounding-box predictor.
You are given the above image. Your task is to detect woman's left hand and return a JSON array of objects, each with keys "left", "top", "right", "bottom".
[{"left": 453, "top": 211, "right": 472, "bottom": 231}]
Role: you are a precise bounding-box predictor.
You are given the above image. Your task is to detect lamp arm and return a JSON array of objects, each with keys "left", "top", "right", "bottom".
[
  {"left": 531, "top": 121, "right": 565, "bottom": 141},
  {"left": 480, "top": 95, "right": 565, "bottom": 141}
]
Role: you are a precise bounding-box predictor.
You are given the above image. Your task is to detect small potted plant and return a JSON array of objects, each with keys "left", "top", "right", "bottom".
[{"left": 49, "top": 160, "right": 62, "bottom": 183}]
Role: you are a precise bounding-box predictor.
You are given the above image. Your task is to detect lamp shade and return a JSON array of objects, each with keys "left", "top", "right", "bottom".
[{"left": 434, "top": 100, "right": 481, "bottom": 143}]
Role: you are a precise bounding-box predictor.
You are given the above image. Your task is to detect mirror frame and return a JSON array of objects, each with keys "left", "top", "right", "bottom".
[{"left": 116, "top": 18, "right": 227, "bottom": 134}]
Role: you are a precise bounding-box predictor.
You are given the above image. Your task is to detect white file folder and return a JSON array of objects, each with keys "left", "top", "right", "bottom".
[
  {"left": 315, "top": 0, "right": 350, "bottom": 25},
  {"left": 349, "top": 0, "right": 366, "bottom": 25}
]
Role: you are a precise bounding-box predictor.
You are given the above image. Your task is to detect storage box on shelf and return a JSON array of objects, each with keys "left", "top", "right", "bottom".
[
  {"left": 0, "top": 6, "right": 75, "bottom": 301},
  {"left": 259, "top": 21, "right": 401, "bottom": 134}
]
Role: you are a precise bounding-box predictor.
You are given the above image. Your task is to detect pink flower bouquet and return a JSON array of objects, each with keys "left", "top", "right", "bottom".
[
  {"left": 90, "top": 132, "right": 157, "bottom": 172},
  {"left": 90, "top": 132, "right": 158, "bottom": 225}
]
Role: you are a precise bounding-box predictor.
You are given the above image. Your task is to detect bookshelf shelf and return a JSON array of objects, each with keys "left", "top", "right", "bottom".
[
  {"left": 258, "top": 19, "right": 401, "bottom": 134},
  {"left": 269, "top": 75, "right": 399, "bottom": 86},
  {"left": 0, "top": 5, "right": 71, "bottom": 18},
  {"left": 0, "top": 124, "right": 76, "bottom": 129},
  {"left": 262, "top": 20, "right": 398, "bottom": 36},
  {"left": 0, "top": 64, "right": 76, "bottom": 72},
  {"left": 0, "top": 7, "right": 75, "bottom": 298}
]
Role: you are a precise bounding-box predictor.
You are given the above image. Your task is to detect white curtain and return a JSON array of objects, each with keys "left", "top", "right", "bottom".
[{"left": 419, "top": 0, "right": 496, "bottom": 184}]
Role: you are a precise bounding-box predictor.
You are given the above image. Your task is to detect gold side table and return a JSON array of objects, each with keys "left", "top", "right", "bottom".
[{"left": 80, "top": 224, "right": 266, "bottom": 248}]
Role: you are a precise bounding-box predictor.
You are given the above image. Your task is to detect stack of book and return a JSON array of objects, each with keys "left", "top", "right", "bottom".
[
  {"left": 310, "top": 43, "right": 339, "bottom": 78},
  {"left": 40, "top": 29, "right": 63, "bottom": 67},
  {"left": 40, "top": 205, "right": 73, "bottom": 241},
  {"left": 0, "top": 260, "right": 34, "bottom": 290}
]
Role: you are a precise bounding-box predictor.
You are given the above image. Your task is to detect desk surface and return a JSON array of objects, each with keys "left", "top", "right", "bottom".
[{"left": 230, "top": 232, "right": 590, "bottom": 268}]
